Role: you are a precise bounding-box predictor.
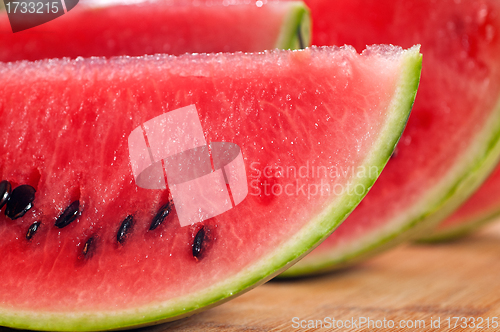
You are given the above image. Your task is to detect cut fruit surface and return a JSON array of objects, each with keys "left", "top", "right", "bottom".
[
  {"left": 423, "top": 165, "right": 500, "bottom": 241},
  {"left": 0, "top": 0, "right": 310, "bottom": 61},
  {"left": 0, "top": 46, "right": 421, "bottom": 331},
  {"left": 281, "top": 0, "right": 500, "bottom": 276}
]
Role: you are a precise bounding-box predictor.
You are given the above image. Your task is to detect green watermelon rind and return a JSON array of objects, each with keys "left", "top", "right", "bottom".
[
  {"left": 412, "top": 95, "right": 500, "bottom": 243},
  {"left": 275, "top": 1, "right": 312, "bottom": 50},
  {"left": 282, "top": 78, "right": 500, "bottom": 276},
  {"left": 420, "top": 149, "right": 500, "bottom": 242},
  {"left": 415, "top": 128, "right": 500, "bottom": 242},
  {"left": 419, "top": 174, "right": 500, "bottom": 242},
  {"left": 419, "top": 210, "right": 500, "bottom": 242},
  {"left": 0, "top": 47, "right": 421, "bottom": 331}
]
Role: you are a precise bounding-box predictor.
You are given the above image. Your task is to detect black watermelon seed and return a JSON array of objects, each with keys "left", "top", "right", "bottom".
[
  {"left": 55, "top": 201, "right": 80, "bottom": 228},
  {"left": 81, "top": 236, "right": 95, "bottom": 258},
  {"left": 26, "top": 221, "right": 41, "bottom": 240},
  {"left": 5, "top": 184, "right": 36, "bottom": 220},
  {"left": 192, "top": 227, "right": 205, "bottom": 259},
  {"left": 117, "top": 215, "right": 134, "bottom": 244},
  {"left": 149, "top": 201, "right": 172, "bottom": 231},
  {"left": 0, "top": 180, "right": 11, "bottom": 210},
  {"left": 391, "top": 147, "right": 399, "bottom": 159},
  {"left": 297, "top": 23, "right": 305, "bottom": 49}
]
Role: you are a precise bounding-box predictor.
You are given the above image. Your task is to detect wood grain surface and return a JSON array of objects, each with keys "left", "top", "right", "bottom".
[{"left": 3, "top": 221, "right": 500, "bottom": 331}]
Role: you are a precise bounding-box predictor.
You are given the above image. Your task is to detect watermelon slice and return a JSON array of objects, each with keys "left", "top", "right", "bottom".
[
  {"left": 422, "top": 165, "right": 500, "bottom": 241},
  {"left": 0, "top": 0, "right": 310, "bottom": 61},
  {"left": 281, "top": 0, "right": 500, "bottom": 276},
  {"left": 0, "top": 46, "right": 421, "bottom": 330}
]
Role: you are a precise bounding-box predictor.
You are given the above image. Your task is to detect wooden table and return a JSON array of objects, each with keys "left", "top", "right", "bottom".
[{"left": 4, "top": 221, "right": 500, "bottom": 331}]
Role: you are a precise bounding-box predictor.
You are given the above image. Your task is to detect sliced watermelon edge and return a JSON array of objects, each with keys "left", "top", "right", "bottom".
[
  {"left": 418, "top": 122, "right": 500, "bottom": 242},
  {"left": 0, "top": 46, "right": 421, "bottom": 331},
  {"left": 415, "top": 95, "right": 500, "bottom": 242},
  {"left": 419, "top": 170, "right": 500, "bottom": 242},
  {"left": 282, "top": 83, "right": 500, "bottom": 276},
  {"left": 0, "top": 1, "right": 312, "bottom": 54},
  {"left": 419, "top": 212, "right": 500, "bottom": 242}
]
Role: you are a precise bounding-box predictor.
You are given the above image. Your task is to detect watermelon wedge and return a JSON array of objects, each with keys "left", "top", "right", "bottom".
[
  {"left": 422, "top": 165, "right": 500, "bottom": 241},
  {"left": 0, "top": 46, "right": 421, "bottom": 331},
  {"left": 281, "top": 0, "right": 500, "bottom": 276},
  {"left": 0, "top": 0, "right": 310, "bottom": 61}
]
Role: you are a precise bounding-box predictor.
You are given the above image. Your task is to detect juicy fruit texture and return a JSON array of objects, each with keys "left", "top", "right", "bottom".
[
  {"left": 0, "top": 46, "right": 421, "bottom": 331},
  {"left": 424, "top": 165, "right": 500, "bottom": 241},
  {"left": 282, "top": 0, "right": 500, "bottom": 276},
  {"left": 0, "top": 0, "right": 311, "bottom": 61}
]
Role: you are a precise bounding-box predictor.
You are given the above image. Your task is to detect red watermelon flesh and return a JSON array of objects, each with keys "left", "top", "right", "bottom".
[
  {"left": 0, "top": 0, "right": 310, "bottom": 62},
  {"left": 282, "top": 0, "right": 500, "bottom": 276},
  {"left": 0, "top": 46, "right": 421, "bottom": 330},
  {"left": 424, "top": 165, "right": 500, "bottom": 241}
]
